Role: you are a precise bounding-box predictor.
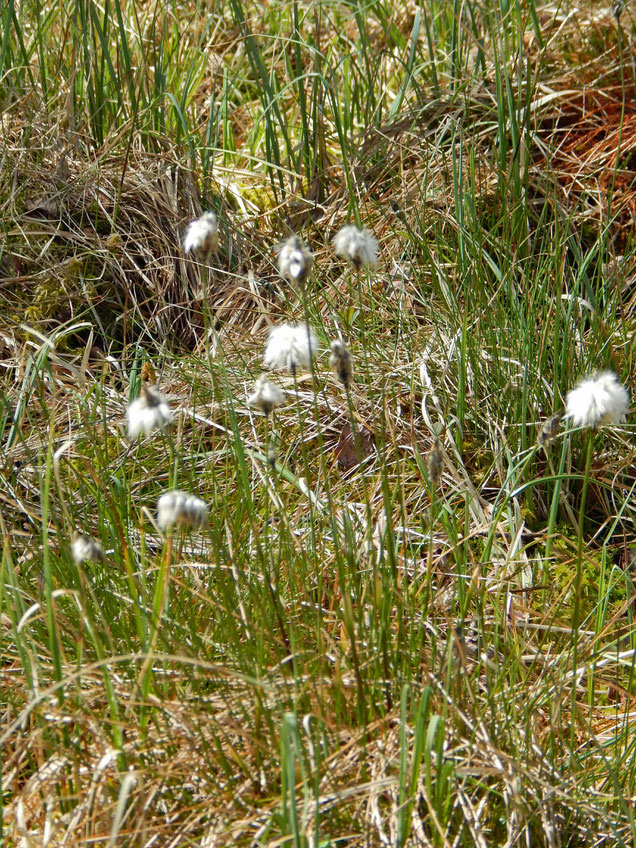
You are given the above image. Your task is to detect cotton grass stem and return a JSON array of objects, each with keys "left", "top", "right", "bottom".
[
  {"left": 423, "top": 487, "right": 439, "bottom": 614},
  {"left": 137, "top": 533, "right": 173, "bottom": 731},
  {"left": 260, "top": 416, "right": 296, "bottom": 675},
  {"left": 339, "top": 372, "right": 375, "bottom": 571},
  {"left": 42, "top": 423, "right": 64, "bottom": 695},
  {"left": 571, "top": 431, "right": 594, "bottom": 748},
  {"left": 545, "top": 434, "right": 570, "bottom": 562}
]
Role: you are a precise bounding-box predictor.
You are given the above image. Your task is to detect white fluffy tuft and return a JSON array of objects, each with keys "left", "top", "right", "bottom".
[
  {"left": 126, "top": 384, "right": 172, "bottom": 440},
  {"left": 263, "top": 323, "right": 318, "bottom": 373},
  {"left": 248, "top": 376, "right": 284, "bottom": 415},
  {"left": 333, "top": 225, "right": 378, "bottom": 269},
  {"left": 276, "top": 236, "right": 313, "bottom": 285},
  {"left": 71, "top": 532, "right": 104, "bottom": 565},
  {"left": 157, "top": 490, "right": 209, "bottom": 532},
  {"left": 182, "top": 212, "right": 218, "bottom": 261},
  {"left": 565, "top": 371, "right": 629, "bottom": 429}
]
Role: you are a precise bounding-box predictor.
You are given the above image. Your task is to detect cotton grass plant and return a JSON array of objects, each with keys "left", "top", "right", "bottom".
[
  {"left": 182, "top": 212, "right": 219, "bottom": 262},
  {"left": 560, "top": 370, "right": 631, "bottom": 741},
  {"left": 565, "top": 371, "right": 630, "bottom": 430},
  {"left": 333, "top": 224, "right": 379, "bottom": 270},
  {"left": 248, "top": 375, "right": 284, "bottom": 467},
  {"left": 156, "top": 490, "right": 209, "bottom": 533},
  {"left": 3, "top": 1, "right": 636, "bottom": 846},
  {"left": 248, "top": 375, "right": 284, "bottom": 417},
  {"left": 263, "top": 322, "right": 319, "bottom": 374},
  {"left": 126, "top": 383, "right": 172, "bottom": 440},
  {"left": 70, "top": 531, "right": 104, "bottom": 565},
  {"left": 276, "top": 235, "right": 314, "bottom": 287}
]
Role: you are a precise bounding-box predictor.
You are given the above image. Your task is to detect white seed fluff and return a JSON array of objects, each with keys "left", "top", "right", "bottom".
[
  {"left": 157, "top": 490, "right": 209, "bottom": 533},
  {"left": 276, "top": 235, "right": 313, "bottom": 285},
  {"left": 263, "top": 323, "right": 318, "bottom": 373},
  {"left": 71, "top": 532, "right": 104, "bottom": 565},
  {"left": 333, "top": 224, "right": 378, "bottom": 269},
  {"left": 127, "top": 384, "right": 172, "bottom": 440},
  {"left": 248, "top": 376, "right": 284, "bottom": 415},
  {"left": 182, "top": 211, "right": 219, "bottom": 261},
  {"left": 565, "top": 371, "right": 629, "bottom": 429}
]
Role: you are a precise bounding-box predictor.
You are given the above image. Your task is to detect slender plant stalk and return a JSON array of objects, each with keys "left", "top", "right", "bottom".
[{"left": 570, "top": 431, "right": 594, "bottom": 749}]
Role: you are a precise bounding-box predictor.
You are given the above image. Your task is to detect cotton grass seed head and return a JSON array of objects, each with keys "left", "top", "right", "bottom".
[
  {"left": 276, "top": 235, "right": 313, "bottom": 286},
  {"left": 71, "top": 532, "right": 104, "bottom": 565},
  {"left": 611, "top": 0, "right": 626, "bottom": 20},
  {"left": 157, "top": 490, "right": 209, "bottom": 533},
  {"left": 329, "top": 339, "right": 353, "bottom": 389},
  {"left": 248, "top": 376, "right": 284, "bottom": 416},
  {"left": 565, "top": 371, "right": 629, "bottom": 429},
  {"left": 127, "top": 383, "right": 172, "bottom": 440},
  {"left": 183, "top": 211, "right": 218, "bottom": 261},
  {"left": 333, "top": 224, "right": 378, "bottom": 269},
  {"left": 263, "top": 323, "right": 318, "bottom": 373},
  {"left": 537, "top": 412, "right": 562, "bottom": 448}
]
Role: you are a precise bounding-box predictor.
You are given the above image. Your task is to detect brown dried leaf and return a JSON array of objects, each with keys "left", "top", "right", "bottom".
[
  {"left": 335, "top": 422, "right": 375, "bottom": 469},
  {"left": 25, "top": 196, "right": 60, "bottom": 219}
]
